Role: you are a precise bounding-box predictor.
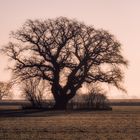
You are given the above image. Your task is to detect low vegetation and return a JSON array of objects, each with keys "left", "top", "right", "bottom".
[{"left": 68, "top": 92, "right": 111, "bottom": 110}]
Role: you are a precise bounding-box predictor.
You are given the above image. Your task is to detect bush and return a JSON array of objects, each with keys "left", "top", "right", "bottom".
[
  {"left": 21, "top": 78, "right": 46, "bottom": 109},
  {"left": 68, "top": 87, "right": 112, "bottom": 110},
  {"left": 83, "top": 91, "right": 111, "bottom": 110}
]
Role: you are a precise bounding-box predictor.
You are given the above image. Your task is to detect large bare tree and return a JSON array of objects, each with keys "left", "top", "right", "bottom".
[{"left": 2, "top": 17, "right": 128, "bottom": 109}]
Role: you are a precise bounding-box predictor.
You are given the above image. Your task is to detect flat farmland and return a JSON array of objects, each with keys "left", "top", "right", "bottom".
[{"left": 0, "top": 106, "right": 140, "bottom": 140}]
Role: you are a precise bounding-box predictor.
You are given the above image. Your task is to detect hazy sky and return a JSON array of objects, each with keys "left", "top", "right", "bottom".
[{"left": 0, "top": 0, "right": 140, "bottom": 98}]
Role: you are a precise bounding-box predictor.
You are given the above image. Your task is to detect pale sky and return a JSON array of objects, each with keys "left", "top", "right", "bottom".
[{"left": 0, "top": 0, "right": 140, "bottom": 99}]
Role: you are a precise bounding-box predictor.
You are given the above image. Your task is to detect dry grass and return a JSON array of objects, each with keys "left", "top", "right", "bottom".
[
  {"left": 0, "top": 106, "right": 140, "bottom": 140},
  {"left": 0, "top": 106, "right": 21, "bottom": 110}
]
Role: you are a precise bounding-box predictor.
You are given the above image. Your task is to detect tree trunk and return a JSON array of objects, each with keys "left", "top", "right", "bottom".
[
  {"left": 51, "top": 84, "right": 76, "bottom": 110},
  {"left": 53, "top": 96, "right": 68, "bottom": 110}
]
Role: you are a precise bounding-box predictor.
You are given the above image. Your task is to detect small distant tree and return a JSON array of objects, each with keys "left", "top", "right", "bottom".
[
  {"left": 21, "top": 78, "right": 46, "bottom": 108},
  {"left": 0, "top": 82, "right": 12, "bottom": 100}
]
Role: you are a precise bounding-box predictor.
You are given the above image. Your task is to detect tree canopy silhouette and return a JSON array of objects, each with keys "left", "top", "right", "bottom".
[{"left": 3, "top": 17, "right": 128, "bottom": 109}]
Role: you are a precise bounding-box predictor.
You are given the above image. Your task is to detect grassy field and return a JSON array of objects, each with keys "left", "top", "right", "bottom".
[{"left": 0, "top": 106, "right": 140, "bottom": 140}]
